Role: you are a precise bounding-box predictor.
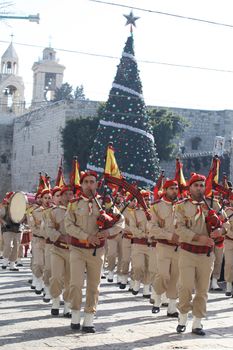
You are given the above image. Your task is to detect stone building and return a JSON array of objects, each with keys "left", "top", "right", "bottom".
[
  {"left": 11, "top": 99, "right": 100, "bottom": 192},
  {"left": 0, "top": 42, "right": 25, "bottom": 115},
  {"left": 1, "top": 42, "right": 233, "bottom": 198},
  {"left": 31, "top": 47, "right": 65, "bottom": 107}
]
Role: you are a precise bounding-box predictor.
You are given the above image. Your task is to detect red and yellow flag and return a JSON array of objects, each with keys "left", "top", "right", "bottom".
[
  {"left": 205, "top": 156, "right": 220, "bottom": 197},
  {"left": 153, "top": 171, "right": 165, "bottom": 200},
  {"left": 104, "top": 143, "right": 122, "bottom": 179},
  {"left": 70, "top": 156, "right": 80, "bottom": 191},
  {"left": 56, "top": 159, "right": 66, "bottom": 188},
  {"left": 175, "top": 158, "right": 187, "bottom": 197},
  {"left": 37, "top": 172, "right": 48, "bottom": 193}
]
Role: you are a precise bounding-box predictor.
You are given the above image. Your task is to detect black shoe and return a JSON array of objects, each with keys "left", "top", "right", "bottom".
[
  {"left": 225, "top": 292, "right": 232, "bottom": 296},
  {"left": 107, "top": 278, "right": 113, "bottom": 283},
  {"left": 152, "top": 306, "right": 160, "bottom": 314},
  {"left": 132, "top": 290, "right": 139, "bottom": 295},
  {"left": 167, "top": 312, "right": 179, "bottom": 318},
  {"left": 176, "top": 324, "right": 186, "bottom": 333},
  {"left": 43, "top": 297, "right": 51, "bottom": 303},
  {"left": 212, "top": 287, "right": 222, "bottom": 291},
  {"left": 82, "top": 326, "right": 96, "bottom": 333},
  {"left": 101, "top": 275, "right": 106, "bottom": 279},
  {"left": 192, "top": 328, "right": 206, "bottom": 336},
  {"left": 31, "top": 285, "right": 36, "bottom": 290},
  {"left": 10, "top": 267, "right": 19, "bottom": 271},
  {"left": 28, "top": 279, "right": 32, "bottom": 284},
  {"left": 0, "top": 256, "right": 3, "bottom": 259},
  {"left": 71, "top": 323, "right": 80, "bottom": 330},
  {"left": 161, "top": 303, "right": 169, "bottom": 307},
  {"left": 143, "top": 294, "right": 151, "bottom": 299},
  {"left": 35, "top": 289, "right": 42, "bottom": 295},
  {"left": 60, "top": 300, "right": 64, "bottom": 306},
  {"left": 120, "top": 283, "right": 126, "bottom": 290},
  {"left": 1, "top": 266, "right": 7, "bottom": 270},
  {"left": 16, "top": 263, "right": 23, "bottom": 267},
  {"left": 128, "top": 288, "right": 133, "bottom": 292},
  {"left": 64, "top": 312, "right": 72, "bottom": 318},
  {"left": 51, "top": 308, "right": 59, "bottom": 316}
]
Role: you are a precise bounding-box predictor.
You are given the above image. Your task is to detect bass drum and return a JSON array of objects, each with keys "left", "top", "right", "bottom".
[{"left": 8, "top": 191, "right": 28, "bottom": 224}]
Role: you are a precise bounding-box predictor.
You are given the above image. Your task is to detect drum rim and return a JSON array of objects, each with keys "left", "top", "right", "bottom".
[{"left": 8, "top": 191, "right": 27, "bottom": 224}]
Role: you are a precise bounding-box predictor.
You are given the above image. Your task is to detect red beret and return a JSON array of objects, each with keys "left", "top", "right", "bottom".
[
  {"left": 163, "top": 179, "right": 178, "bottom": 189},
  {"left": 189, "top": 173, "right": 206, "bottom": 186},
  {"left": 80, "top": 170, "right": 98, "bottom": 184},
  {"left": 60, "top": 185, "right": 73, "bottom": 195},
  {"left": 2, "top": 191, "right": 14, "bottom": 204},
  {"left": 51, "top": 186, "right": 61, "bottom": 196},
  {"left": 41, "top": 189, "right": 51, "bottom": 197}
]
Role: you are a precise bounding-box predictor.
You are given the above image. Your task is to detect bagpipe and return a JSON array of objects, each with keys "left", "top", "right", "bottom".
[
  {"left": 103, "top": 174, "right": 151, "bottom": 220},
  {"left": 201, "top": 196, "right": 225, "bottom": 255},
  {"left": 91, "top": 175, "right": 151, "bottom": 256},
  {"left": 91, "top": 190, "right": 124, "bottom": 256}
]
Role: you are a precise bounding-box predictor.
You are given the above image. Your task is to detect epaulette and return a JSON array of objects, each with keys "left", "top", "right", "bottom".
[{"left": 67, "top": 197, "right": 82, "bottom": 210}]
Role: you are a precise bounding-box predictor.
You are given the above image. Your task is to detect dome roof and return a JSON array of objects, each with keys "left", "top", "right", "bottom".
[{"left": 2, "top": 43, "right": 18, "bottom": 61}]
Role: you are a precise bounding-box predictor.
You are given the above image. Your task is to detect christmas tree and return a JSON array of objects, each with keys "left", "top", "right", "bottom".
[{"left": 87, "top": 12, "right": 160, "bottom": 188}]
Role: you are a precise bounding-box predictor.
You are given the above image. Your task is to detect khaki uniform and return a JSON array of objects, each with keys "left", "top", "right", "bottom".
[
  {"left": 47, "top": 205, "right": 70, "bottom": 302},
  {"left": 175, "top": 198, "right": 229, "bottom": 318},
  {"left": 212, "top": 246, "right": 224, "bottom": 280},
  {"left": 224, "top": 207, "right": 233, "bottom": 283},
  {"left": 40, "top": 207, "right": 54, "bottom": 287},
  {"left": 30, "top": 206, "right": 46, "bottom": 278},
  {"left": 129, "top": 207, "right": 150, "bottom": 285},
  {"left": 0, "top": 204, "right": 21, "bottom": 264},
  {"left": 107, "top": 233, "right": 122, "bottom": 275},
  {"left": 64, "top": 196, "right": 125, "bottom": 314},
  {"left": 121, "top": 207, "right": 134, "bottom": 280},
  {"left": 149, "top": 198, "right": 179, "bottom": 299}
]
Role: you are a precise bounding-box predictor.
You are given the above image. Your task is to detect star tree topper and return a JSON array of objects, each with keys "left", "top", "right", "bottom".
[{"left": 124, "top": 10, "right": 140, "bottom": 33}]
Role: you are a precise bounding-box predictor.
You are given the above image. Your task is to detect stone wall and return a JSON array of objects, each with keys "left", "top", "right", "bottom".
[
  {"left": 3, "top": 100, "right": 233, "bottom": 194},
  {"left": 11, "top": 99, "right": 100, "bottom": 192},
  {"left": 0, "top": 118, "right": 13, "bottom": 200}
]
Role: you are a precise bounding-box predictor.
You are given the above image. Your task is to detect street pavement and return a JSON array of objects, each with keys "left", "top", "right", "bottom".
[{"left": 0, "top": 257, "right": 233, "bottom": 350}]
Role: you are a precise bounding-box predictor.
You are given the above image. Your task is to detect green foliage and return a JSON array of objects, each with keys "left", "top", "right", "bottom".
[
  {"left": 74, "top": 85, "right": 86, "bottom": 100},
  {"left": 148, "top": 109, "right": 188, "bottom": 161},
  {"left": 53, "top": 83, "right": 87, "bottom": 102},
  {"left": 61, "top": 104, "right": 104, "bottom": 171},
  {"left": 53, "top": 83, "right": 73, "bottom": 102}
]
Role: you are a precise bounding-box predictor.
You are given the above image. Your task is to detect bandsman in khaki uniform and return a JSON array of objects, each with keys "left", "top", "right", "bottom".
[
  {"left": 148, "top": 179, "right": 179, "bottom": 317},
  {"left": 120, "top": 196, "right": 137, "bottom": 289},
  {"left": 106, "top": 193, "right": 124, "bottom": 284},
  {"left": 224, "top": 194, "right": 233, "bottom": 296},
  {"left": 0, "top": 192, "right": 22, "bottom": 271},
  {"left": 106, "top": 193, "right": 124, "bottom": 283},
  {"left": 47, "top": 185, "right": 73, "bottom": 316},
  {"left": 26, "top": 194, "right": 41, "bottom": 289},
  {"left": 30, "top": 189, "right": 51, "bottom": 294},
  {"left": 40, "top": 187, "right": 61, "bottom": 302},
  {"left": 129, "top": 190, "right": 151, "bottom": 297},
  {"left": 175, "top": 173, "right": 229, "bottom": 335},
  {"left": 65, "top": 170, "right": 124, "bottom": 333}
]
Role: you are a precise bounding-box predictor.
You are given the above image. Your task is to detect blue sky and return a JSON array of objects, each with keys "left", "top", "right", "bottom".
[{"left": 1, "top": 0, "right": 233, "bottom": 110}]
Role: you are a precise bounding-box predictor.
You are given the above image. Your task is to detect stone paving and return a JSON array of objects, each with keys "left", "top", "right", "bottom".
[{"left": 0, "top": 257, "right": 233, "bottom": 350}]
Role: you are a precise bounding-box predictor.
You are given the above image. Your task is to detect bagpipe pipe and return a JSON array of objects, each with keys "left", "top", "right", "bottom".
[
  {"left": 91, "top": 175, "right": 152, "bottom": 256},
  {"left": 201, "top": 195, "right": 225, "bottom": 256}
]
